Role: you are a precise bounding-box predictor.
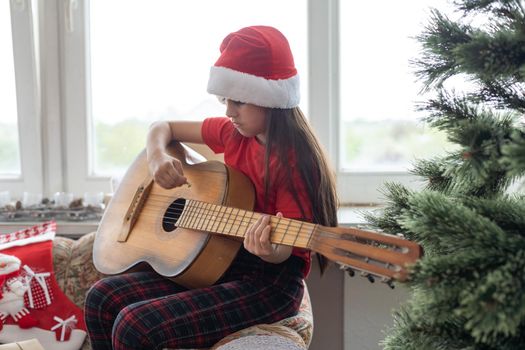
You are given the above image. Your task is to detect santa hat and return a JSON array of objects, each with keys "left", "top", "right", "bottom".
[{"left": 207, "top": 26, "right": 300, "bottom": 109}]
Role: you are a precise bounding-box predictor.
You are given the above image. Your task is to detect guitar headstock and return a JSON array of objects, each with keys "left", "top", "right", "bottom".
[{"left": 309, "top": 225, "right": 423, "bottom": 284}]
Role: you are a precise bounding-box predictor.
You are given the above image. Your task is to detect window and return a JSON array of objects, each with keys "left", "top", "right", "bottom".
[
  {"left": 340, "top": 0, "right": 454, "bottom": 172},
  {"left": 85, "top": 0, "right": 307, "bottom": 181},
  {"left": 0, "top": 2, "right": 21, "bottom": 177}
]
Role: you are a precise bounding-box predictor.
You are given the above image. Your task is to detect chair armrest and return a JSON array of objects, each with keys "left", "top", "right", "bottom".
[
  {"left": 211, "top": 324, "right": 306, "bottom": 350},
  {"left": 53, "top": 232, "right": 104, "bottom": 308}
]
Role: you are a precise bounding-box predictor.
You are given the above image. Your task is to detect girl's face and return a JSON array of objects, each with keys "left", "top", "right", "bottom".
[{"left": 225, "top": 99, "right": 268, "bottom": 144}]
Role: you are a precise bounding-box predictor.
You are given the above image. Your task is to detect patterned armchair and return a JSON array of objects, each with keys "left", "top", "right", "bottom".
[{"left": 52, "top": 232, "right": 313, "bottom": 350}]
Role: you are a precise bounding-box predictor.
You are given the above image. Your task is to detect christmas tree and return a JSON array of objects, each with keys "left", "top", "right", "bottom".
[{"left": 364, "top": 1, "right": 525, "bottom": 349}]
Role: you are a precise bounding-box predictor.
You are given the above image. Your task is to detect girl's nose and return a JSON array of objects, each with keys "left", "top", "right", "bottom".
[{"left": 225, "top": 99, "right": 238, "bottom": 118}]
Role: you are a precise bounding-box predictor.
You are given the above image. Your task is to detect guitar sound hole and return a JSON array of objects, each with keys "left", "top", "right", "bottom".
[{"left": 163, "top": 198, "right": 186, "bottom": 232}]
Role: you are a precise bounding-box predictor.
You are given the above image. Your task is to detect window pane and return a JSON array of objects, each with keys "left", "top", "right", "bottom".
[
  {"left": 89, "top": 0, "right": 307, "bottom": 176},
  {"left": 0, "top": 3, "right": 21, "bottom": 176},
  {"left": 339, "top": 0, "right": 455, "bottom": 172}
]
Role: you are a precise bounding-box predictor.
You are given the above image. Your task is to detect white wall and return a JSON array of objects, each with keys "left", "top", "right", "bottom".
[{"left": 344, "top": 275, "right": 409, "bottom": 350}]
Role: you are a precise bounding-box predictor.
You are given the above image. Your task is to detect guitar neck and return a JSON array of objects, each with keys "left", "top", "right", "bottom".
[
  {"left": 173, "top": 198, "right": 423, "bottom": 282},
  {"left": 176, "top": 199, "right": 316, "bottom": 249}
]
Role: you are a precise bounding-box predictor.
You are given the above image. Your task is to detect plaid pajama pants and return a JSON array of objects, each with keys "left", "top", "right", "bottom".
[{"left": 84, "top": 247, "right": 305, "bottom": 350}]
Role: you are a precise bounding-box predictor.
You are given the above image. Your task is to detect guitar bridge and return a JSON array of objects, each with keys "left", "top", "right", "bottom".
[{"left": 118, "top": 176, "right": 154, "bottom": 242}]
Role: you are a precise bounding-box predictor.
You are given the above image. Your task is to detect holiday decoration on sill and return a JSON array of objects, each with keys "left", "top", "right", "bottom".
[
  {"left": 0, "top": 196, "right": 104, "bottom": 223},
  {"left": 0, "top": 221, "right": 86, "bottom": 350}
]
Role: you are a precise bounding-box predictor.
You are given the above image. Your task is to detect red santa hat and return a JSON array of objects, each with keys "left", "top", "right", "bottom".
[{"left": 207, "top": 25, "right": 300, "bottom": 109}]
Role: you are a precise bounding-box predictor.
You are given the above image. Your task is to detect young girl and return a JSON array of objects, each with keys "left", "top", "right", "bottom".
[{"left": 84, "top": 25, "right": 338, "bottom": 350}]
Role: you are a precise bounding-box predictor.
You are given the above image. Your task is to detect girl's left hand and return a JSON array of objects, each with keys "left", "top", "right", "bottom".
[{"left": 244, "top": 212, "right": 293, "bottom": 264}]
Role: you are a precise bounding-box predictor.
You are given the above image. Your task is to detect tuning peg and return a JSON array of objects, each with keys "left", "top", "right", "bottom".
[
  {"left": 338, "top": 264, "right": 356, "bottom": 277},
  {"left": 381, "top": 277, "right": 395, "bottom": 289},
  {"left": 360, "top": 271, "right": 375, "bottom": 283}
]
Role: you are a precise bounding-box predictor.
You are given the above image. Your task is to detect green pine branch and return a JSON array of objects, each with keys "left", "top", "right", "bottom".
[
  {"left": 414, "top": 2, "right": 525, "bottom": 109},
  {"left": 413, "top": 9, "right": 473, "bottom": 92},
  {"left": 501, "top": 129, "right": 525, "bottom": 175}
]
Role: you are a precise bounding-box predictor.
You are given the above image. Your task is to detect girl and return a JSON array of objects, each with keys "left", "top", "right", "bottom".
[{"left": 84, "top": 25, "right": 338, "bottom": 350}]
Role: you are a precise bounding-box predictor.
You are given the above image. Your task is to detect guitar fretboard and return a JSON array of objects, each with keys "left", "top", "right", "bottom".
[{"left": 175, "top": 199, "right": 316, "bottom": 249}]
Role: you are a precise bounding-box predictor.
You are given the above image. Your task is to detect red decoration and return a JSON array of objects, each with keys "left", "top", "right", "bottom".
[{"left": 0, "top": 221, "right": 86, "bottom": 350}]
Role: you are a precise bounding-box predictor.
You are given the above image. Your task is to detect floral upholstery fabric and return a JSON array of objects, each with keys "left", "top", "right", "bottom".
[
  {"left": 53, "top": 233, "right": 105, "bottom": 309},
  {"left": 52, "top": 232, "right": 313, "bottom": 350},
  {"left": 53, "top": 233, "right": 105, "bottom": 350}
]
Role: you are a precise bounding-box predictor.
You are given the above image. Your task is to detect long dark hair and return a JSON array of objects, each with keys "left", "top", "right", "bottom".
[{"left": 263, "top": 107, "right": 339, "bottom": 274}]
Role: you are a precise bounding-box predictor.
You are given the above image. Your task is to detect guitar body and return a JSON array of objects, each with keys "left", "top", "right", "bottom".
[{"left": 93, "top": 142, "right": 255, "bottom": 289}]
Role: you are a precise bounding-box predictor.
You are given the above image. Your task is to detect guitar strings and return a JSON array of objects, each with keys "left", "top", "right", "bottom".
[
  {"left": 135, "top": 210, "right": 322, "bottom": 250},
  {"left": 132, "top": 203, "right": 408, "bottom": 266},
  {"left": 118, "top": 194, "right": 410, "bottom": 269},
  {"left": 133, "top": 206, "right": 321, "bottom": 248},
  {"left": 139, "top": 194, "right": 314, "bottom": 235},
  {"left": 131, "top": 199, "right": 404, "bottom": 248},
  {"left": 127, "top": 206, "right": 405, "bottom": 277},
  {"left": 136, "top": 205, "right": 315, "bottom": 247},
  {"left": 126, "top": 195, "right": 407, "bottom": 254},
  {"left": 118, "top": 201, "right": 407, "bottom": 276},
  {"left": 140, "top": 198, "right": 295, "bottom": 228},
  {"left": 114, "top": 194, "right": 405, "bottom": 278}
]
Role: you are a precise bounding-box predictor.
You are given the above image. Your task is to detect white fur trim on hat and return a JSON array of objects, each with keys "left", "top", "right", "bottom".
[{"left": 207, "top": 66, "right": 300, "bottom": 109}]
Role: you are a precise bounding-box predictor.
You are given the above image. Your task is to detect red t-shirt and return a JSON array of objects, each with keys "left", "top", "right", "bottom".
[{"left": 201, "top": 117, "right": 312, "bottom": 276}]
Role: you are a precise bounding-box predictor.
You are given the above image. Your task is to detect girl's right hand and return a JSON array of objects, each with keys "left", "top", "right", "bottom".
[{"left": 148, "top": 152, "right": 188, "bottom": 189}]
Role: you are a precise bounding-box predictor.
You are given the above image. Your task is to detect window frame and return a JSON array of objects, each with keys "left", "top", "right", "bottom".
[
  {"left": 1, "top": 0, "right": 44, "bottom": 196},
  {"left": 60, "top": 0, "right": 111, "bottom": 195}
]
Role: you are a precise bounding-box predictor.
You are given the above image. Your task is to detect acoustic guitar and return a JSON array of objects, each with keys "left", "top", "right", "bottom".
[{"left": 93, "top": 142, "right": 422, "bottom": 289}]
